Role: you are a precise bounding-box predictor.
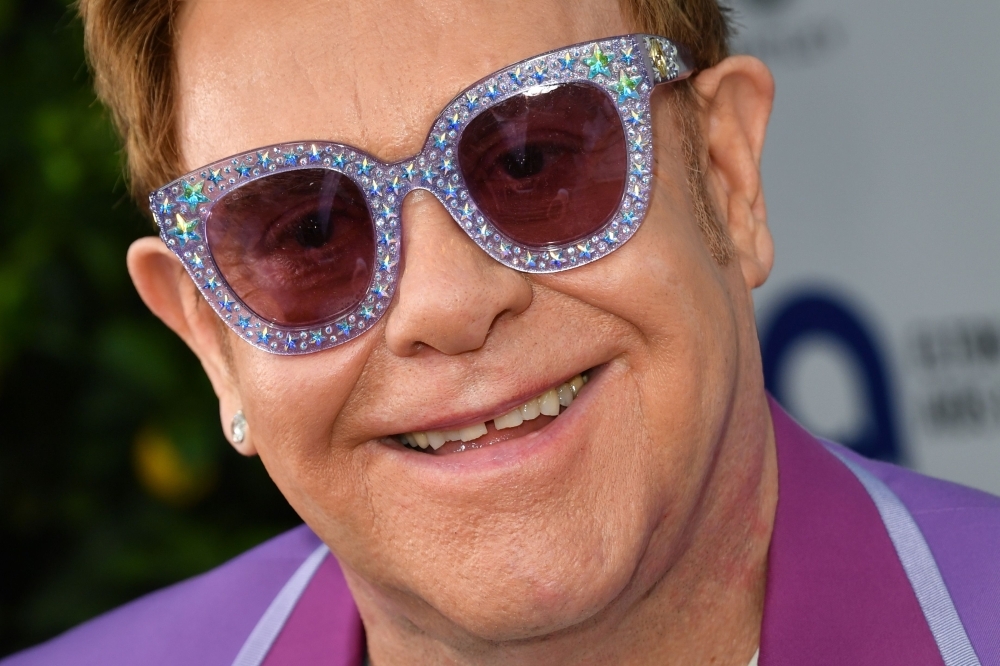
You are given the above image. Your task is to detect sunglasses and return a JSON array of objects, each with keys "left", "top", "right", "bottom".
[{"left": 150, "top": 34, "right": 692, "bottom": 355}]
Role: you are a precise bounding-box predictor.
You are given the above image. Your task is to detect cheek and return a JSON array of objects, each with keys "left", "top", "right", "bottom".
[{"left": 231, "top": 332, "right": 376, "bottom": 520}]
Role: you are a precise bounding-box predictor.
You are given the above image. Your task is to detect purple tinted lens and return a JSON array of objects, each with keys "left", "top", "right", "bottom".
[
  {"left": 207, "top": 169, "right": 375, "bottom": 327},
  {"left": 458, "top": 83, "right": 628, "bottom": 248}
]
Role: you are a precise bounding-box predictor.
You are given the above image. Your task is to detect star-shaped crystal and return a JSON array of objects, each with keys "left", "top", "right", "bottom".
[
  {"left": 421, "top": 167, "right": 435, "bottom": 184},
  {"left": 379, "top": 254, "right": 395, "bottom": 272},
  {"left": 308, "top": 145, "right": 322, "bottom": 162},
  {"left": 337, "top": 321, "right": 352, "bottom": 336},
  {"left": 458, "top": 202, "right": 474, "bottom": 220},
  {"left": 447, "top": 114, "right": 461, "bottom": 131},
  {"left": 359, "top": 306, "right": 375, "bottom": 321},
  {"left": 372, "top": 284, "right": 389, "bottom": 299},
  {"left": 558, "top": 53, "right": 575, "bottom": 70},
  {"left": 622, "top": 210, "right": 638, "bottom": 225},
  {"left": 170, "top": 213, "right": 201, "bottom": 245},
  {"left": 283, "top": 152, "right": 297, "bottom": 166},
  {"left": 443, "top": 184, "right": 458, "bottom": 200},
  {"left": 484, "top": 83, "right": 500, "bottom": 100},
  {"left": 238, "top": 315, "right": 251, "bottom": 330},
  {"left": 257, "top": 327, "right": 271, "bottom": 344},
  {"left": 523, "top": 251, "right": 537, "bottom": 269},
  {"left": 284, "top": 336, "right": 298, "bottom": 351},
  {"left": 548, "top": 249, "right": 566, "bottom": 267},
  {"left": 626, "top": 109, "right": 643, "bottom": 126},
  {"left": 498, "top": 241, "right": 512, "bottom": 258},
  {"left": 576, "top": 242, "right": 594, "bottom": 259},
  {"left": 532, "top": 63, "right": 547, "bottom": 83},
  {"left": 256, "top": 151, "right": 272, "bottom": 169},
  {"left": 368, "top": 181, "right": 381, "bottom": 197},
  {"left": 630, "top": 162, "right": 648, "bottom": 178},
  {"left": 402, "top": 163, "right": 416, "bottom": 180},
  {"left": 603, "top": 229, "right": 619, "bottom": 245},
  {"left": 379, "top": 203, "right": 395, "bottom": 219},
  {"left": 236, "top": 164, "right": 252, "bottom": 178},
  {"left": 157, "top": 197, "right": 175, "bottom": 215},
  {"left": 189, "top": 253, "right": 204, "bottom": 268},
  {"left": 583, "top": 44, "right": 613, "bottom": 79},
  {"left": 388, "top": 176, "right": 403, "bottom": 195},
  {"left": 620, "top": 46, "right": 635, "bottom": 65},
  {"left": 357, "top": 158, "right": 372, "bottom": 176},
  {"left": 219, "top": 295, "right": 234, "bottom": 312},
  {"left": 509, "top": 67, "right": 524, "bottom": 86},
  {"left": 630, "top": 135, "right": 646, "bottom": 152},
  {"left": 203, "top": 276, "right": 219, "bottom": 291},
  {"left": 434, "top": 133, "right": 448, "bottom": 150},
  {"left": 465, "top": 92, "right": 479, "bottom": 110},
  {"left": 179, "top": 181, "right": 209, "bottom": 206},
  {"left": 333, "top": 153, "right": 347, "bottom": 168},
  {"left": 310, "top": 330, "right": 324, "bottom": 345},
  {"left": 440, "top": 159, "right": 454, "bottom": 175},
  {"left": 628, "top": 183, "right": 643, "bottom": 200},
  {"left": 379, "top": 229, "right": 395, "bottom": 246},
  {"left": 615, "top": 71, "right": 642, "bottom": 103},
  {"left": 207, "top": 169, "right": 223, "bottom": 185}
]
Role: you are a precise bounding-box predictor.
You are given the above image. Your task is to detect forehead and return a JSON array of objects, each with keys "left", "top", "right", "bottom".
[{"left": 175, "top": 0, "right": 628, "bottom": 171}]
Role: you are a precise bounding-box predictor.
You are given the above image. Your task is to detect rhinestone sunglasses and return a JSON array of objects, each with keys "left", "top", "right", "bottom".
[{"left": 150, "top": 35, "right": 693, "bottom": 355}]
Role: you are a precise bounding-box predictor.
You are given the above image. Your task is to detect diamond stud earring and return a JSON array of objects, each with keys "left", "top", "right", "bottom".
[{"left": 231, "top": 410, "right": 248, "bottom": 444}]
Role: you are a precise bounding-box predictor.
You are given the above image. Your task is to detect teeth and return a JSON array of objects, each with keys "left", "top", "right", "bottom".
[
  {"left": 400, "top": 373, "right": 588, "bottom": 451},
  {"left": 557, "top": 383, "right": 574, "bottom": 407},
  {"left": 426, "top": 431, "right": 446, "bottom": 450},
  {"left": 495, "top": 407, "right": 524, "bottom": 430},
  {"left": 539, "top": 388, "right": 560, "bottom": 416},
  {"left": 520, "top": 397, "right": 541, "bottom": 420},
  {"left": 459, "top": 423, "right": 488, "bottom": 442}
]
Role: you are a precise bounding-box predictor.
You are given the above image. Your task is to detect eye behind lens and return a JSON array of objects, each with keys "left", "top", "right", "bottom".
[
  {"left": 458, "top": 82, "right": 627, "bottom": 248},
  {"left": 206, "top": 168, "right": 376, "bottom": 327}
]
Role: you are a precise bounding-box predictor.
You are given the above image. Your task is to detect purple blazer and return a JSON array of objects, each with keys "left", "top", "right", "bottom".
[{"left": 5, "top": 399, "right": 1000, "bottom": 665}]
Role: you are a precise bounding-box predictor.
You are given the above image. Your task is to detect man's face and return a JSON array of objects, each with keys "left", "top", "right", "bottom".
[{"left": 173, "top": 0, "right": 767, "bottom": 644}]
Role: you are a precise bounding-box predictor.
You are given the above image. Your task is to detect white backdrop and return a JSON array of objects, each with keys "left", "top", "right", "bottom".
[{"left": 729, "top": 0, "right": 1000, "bottom": 492}]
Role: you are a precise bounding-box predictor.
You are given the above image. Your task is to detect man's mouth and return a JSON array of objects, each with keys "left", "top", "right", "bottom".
[{"left": 393, "top": 371, "right": 590, "bottom": 455}]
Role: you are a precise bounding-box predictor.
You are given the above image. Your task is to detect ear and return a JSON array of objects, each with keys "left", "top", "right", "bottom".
[
  {"left": 127, "top": 236, "right": 257, "bottom": 456},
  {"left": 693, "top": 55, "right": 775, "bottom": 289}
]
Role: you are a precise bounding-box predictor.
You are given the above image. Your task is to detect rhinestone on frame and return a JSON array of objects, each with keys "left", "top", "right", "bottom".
[{"left": 583, "top": 44, "right": 613, "bottom": 79}]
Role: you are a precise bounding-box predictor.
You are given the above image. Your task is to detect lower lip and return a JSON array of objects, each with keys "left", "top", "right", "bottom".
[{"left": 373, "top": 363, "right": 614, "bottom": 475}]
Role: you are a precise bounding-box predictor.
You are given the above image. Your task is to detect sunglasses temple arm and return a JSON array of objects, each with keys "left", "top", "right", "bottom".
[{"left": 642, "top": 35, "right": 696, "bottom": 88}]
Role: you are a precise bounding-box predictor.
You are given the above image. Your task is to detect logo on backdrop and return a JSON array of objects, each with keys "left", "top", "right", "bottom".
[{"left": 759, "top": 290, "right": 903, "bottom": 462}]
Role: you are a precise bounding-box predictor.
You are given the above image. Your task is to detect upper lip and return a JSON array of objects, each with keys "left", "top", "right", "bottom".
[{"left": 387, "top": 369, "right": 591, "bottom": 437}]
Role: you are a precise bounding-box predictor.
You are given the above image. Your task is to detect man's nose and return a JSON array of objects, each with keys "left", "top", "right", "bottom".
[{"left": 383, "top": 191, "right": 532, "bottom": 357}]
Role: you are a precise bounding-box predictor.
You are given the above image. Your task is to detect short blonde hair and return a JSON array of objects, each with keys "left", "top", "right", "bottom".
[{"left": 78, "top": 0, "right": 735, "bottom": 261}]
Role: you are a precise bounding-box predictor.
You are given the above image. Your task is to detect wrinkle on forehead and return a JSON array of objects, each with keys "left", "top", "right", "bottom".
[{"left": 175, "top": 0, "right": 627, "bottom": 170}]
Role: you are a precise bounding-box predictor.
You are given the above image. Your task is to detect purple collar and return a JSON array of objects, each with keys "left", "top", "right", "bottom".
[{"left": 760, "top": 398, "right": 943, "bottom": 665}]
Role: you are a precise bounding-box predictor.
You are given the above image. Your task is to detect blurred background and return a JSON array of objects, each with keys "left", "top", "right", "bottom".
[
  {"left": 0, "top": 0, "right": 998, "bottom": 659},
  {"left": 0, "top": 0, "right": 299, "bottom": 657}
]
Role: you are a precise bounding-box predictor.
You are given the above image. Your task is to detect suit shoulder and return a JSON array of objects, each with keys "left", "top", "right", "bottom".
[{"left": 1, "top": 525, "right": 321, "bottom": 666}]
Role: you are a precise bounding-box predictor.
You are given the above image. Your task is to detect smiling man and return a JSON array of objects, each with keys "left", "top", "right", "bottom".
[{"left": 4, "top": 0, "right": 1000, "bottom": 665}]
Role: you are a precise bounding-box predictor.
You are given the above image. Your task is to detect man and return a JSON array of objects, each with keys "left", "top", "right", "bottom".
[{"left": 4, "top": 0, "right": 998, "bottom": 664}]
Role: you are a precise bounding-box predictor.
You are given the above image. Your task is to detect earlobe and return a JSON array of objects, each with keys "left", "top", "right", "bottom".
[
  {"left": 694, "top": 56, "right": 776, "bottom": 289},
  {"left": 127, "top": 236, "right": 256, "bottom": 456}
]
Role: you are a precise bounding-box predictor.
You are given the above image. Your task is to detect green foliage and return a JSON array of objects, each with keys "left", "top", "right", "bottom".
[{"left": 0, "top": 1, "right": 300, "bottom": 656}]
